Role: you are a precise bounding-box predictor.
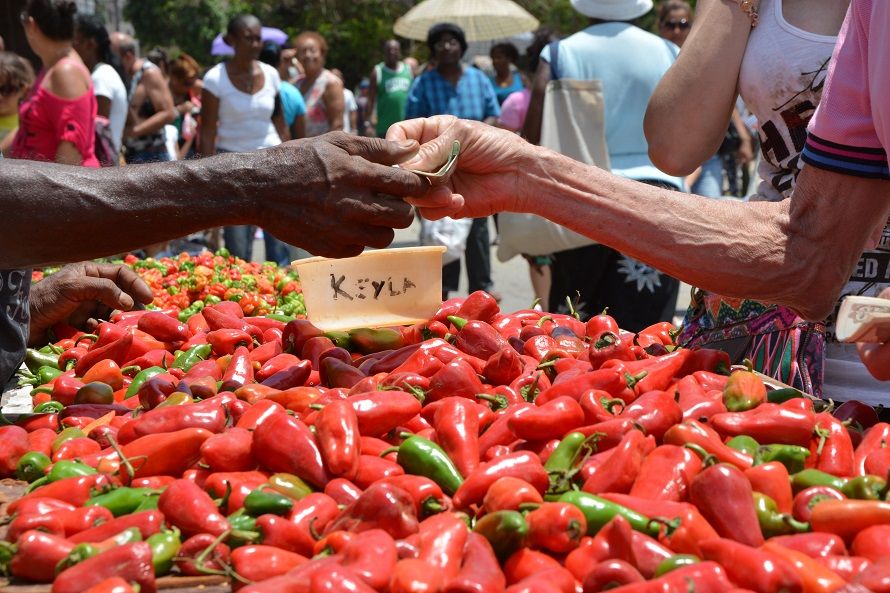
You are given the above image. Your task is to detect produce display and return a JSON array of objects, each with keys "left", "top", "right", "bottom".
[{"left": 3, "top": 282, "right": 890, "bottom": 593}]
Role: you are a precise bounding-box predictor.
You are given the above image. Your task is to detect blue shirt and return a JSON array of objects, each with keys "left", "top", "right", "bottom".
[
  {"left": 405, "top": 66, "right": 500, "bottom": 121},
  {"left": 541, "top": 23, "right": 682, "bottom": 187},
  {"left": 490, "top": 72, "right": 525, "bottom": 106},
  {"left": 279, "top": 81, "right": 307, "bottom": 127}
]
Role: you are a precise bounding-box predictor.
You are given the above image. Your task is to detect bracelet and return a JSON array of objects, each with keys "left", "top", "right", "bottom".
[{"left": 733, "top": 0, "right": 759, "bottom": 27}]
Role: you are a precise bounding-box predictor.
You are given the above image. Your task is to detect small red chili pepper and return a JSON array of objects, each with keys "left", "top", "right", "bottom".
[
  {"left": 220, "top": 346, "right": 254, "bottom": 392},
  {"left": 434, "top": 397, "right": 481, "bottom": 478},
  {"left": 389, "top": 559, "right": 445, "bottom": 593},
  {"left": 252, "top": 412, "right": 329, "bottom": 488},
  {"left": 506, "top": 567, "right": 576, "bottom": 593},
  {"left": 76, "top": 333, "right": 134, "bottom": 377},
  {"left": 377, "top": 475, "right": 449, "bottom": 517},
  {"left": 323, "top": 483, "right": 418, "bottom": 539},
  {"left": 629, "top": 444, "right": 703, "bottom": 502},
  {"left": 117, "top": 394, "right": 228, "bottom": 443},
  {"left": 853, "top": 422, "right": 890, "bottom": 476},
  {"left": 8, "top": 530, "right": 75, "bottom": 582},
  {"left": 483, "top": 347, "right": 525, "bottom": 386},
  {"left": 690, "top": 464, "right": 764, "bottom": 547},
  {"left": 346, "top": 390, "right": 423, "bottom": 437},
  {"left": 52, "top": 541, "right": 155, "bottom": 593},
  {"left": 230, "top": 545, "right": 307, "bottom": 584},
  {"left": 814, "top": 555, "right": 871, "bottom": 582},
  {"left": 137, "top": 311, "right": 190, "bottom": 342},
  {"left": 770, "top": 532, "right": 848, "bottom": 558},
  {"left": 456, "top": 290, "right": 500, "bottom": 324},
  {"left": 761, "top": 541, "right": 846, "bottom": 593},
  {"left": 792, "top": 486, "right": 845, "bottom": 523},
  {"left": 175, "top": 532, "right": 231, "bottom": 576},
  {"left": 353, "top": 454, "right": 405, "bottom": 489},
  {"left": 535, "top": 368, "right": 638, "bottom": 406},
  {"left": 663, "top": 420, "right": 753, "bottom": 470},
  {"left": 619, "top": 390, "right": 683, "bottom": 441},
  {"left": 711, "top": 404, "right": 817, "bottom": 447},
  {"left": 454, "top": 319, "right": 512, "bottom": 360},
  {"left": 203, "top": 306, "right": 261, "bottom": 339},
  {"left": 697, "top": 540, "right": 801, "bottom": 593},
  {"left": 115, "top": 427, "right": 212, "bottom": 481},
  {"left": 416, "top": 512, "right": 469, "bottom": 581},
  {"left": 67, "top": 510, "right": 163, "bottom": 544},
  {"left": 526, "top": 502, "right": 587, "bottom": 553},
  {"left": 813, "top": 412, "right": 855, "bottom": 477},
  {"left": 478, "top": 403, "right": 535, "bottom": 455},
  {"left": 452, "top": 451, "right": 549, "bottom": 509},
  {"left": 446, "top": 531, "right": 507, "bottom": 592},
  {"left": 316, "top": 399, "right": 361, "bottom": 479},
  {"left": 339, "top": 529, "right": 398, "bottom": 591},
  {"left": 583, "top": 430, "right": 655, "bottom": 495},
  {"left": 325, "top": 478, "right": 363, "bottom": 505},
  {"left": 200, "top": 427, "right": 257, "bottom": 472},
  {"left": 14, "top": 474, "right": 115, "bottom": 510},
  {"left": 426, "top": 359, "right": 487, "bottom": 403},
  {"left": 158, "top": 479, "right": 230, "bottom": 537},
  {"left": 584, "top": 559, "right": 646, "bottom": 591},
  {"left": 505, "top": 547, "right": 562, "bottom": 585},
  {"left": 509, "top": 396, "right": 585, "bottom": 441},
  {"left": 745, "top": 462, "right": 793, "bottom": 514},
  {"left": 207, "top": 328, "right": 253, "bottom": 356}
]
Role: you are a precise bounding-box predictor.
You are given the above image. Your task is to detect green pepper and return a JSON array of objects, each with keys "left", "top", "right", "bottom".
[
  {"left": 243, "top": 489, "right": 294, "bottom": 517},
  {"left": 52, "top": 428, "right": 86, "bottom": 453},
  {"left": 33, "top": 400, "right": 64, "bottom": 414},
  {"left": 790, "top": 468, "right": 886, "bottom": 500},
  {"left": 755, "top": 444, "right": 811, "bottom": 474},
  {"left": 57, "top": 527, "right": 143, "bottom": 572},
  {"left": 24, "top": 348, "right": 60, "bottom": 373},
  {"left": 767, "top": 387, "right": 807, "bottom": 404},
  {"left": 86, "top": 487, "right": 160, "bottom": 517},
  {"left": 125, "top": 366, "right": 166, "bottom": 399},
  {"left": 727, "top": 435, "right": 760, "bottom": 457},
  {"left": 16, "top": 451, "right": 51, "bottom": 483},
  {"left": 134, "top": 494, "right": 161, "bottom": 512},
  {"left": 177, "top": 300, "right": 205, "bottom": 323},
  {"left": 172, "top": 344, "right": 212, "bottom": 371},
  {"left": 753, "top": 492, "right": 810, "bottom": 538},
  {"left": 48, "top": 459, "right": 96, "bottom": 481},
  {"left": 204, "top": 295, "right": 221, "bottom": 305},
  {"left": 267, "top": 473, "right": 314, "bottom": 501},
  {"left": 544, "top": 432, "right": 598, "bottom": 498},
  {"left": 226, "top": 509, "right": 259, "bottom": 547},
  {"left": 392, "top": 434, "right": 464, "bottom": 496},
  {"left": 348, "top": 327, "right": 407, "bottom": 354},
  {"left": 558, "top": 490, "right": 661, "bottom": 538},
  {"left": 654, "top": 554, "right": 700, "bottom": 577},
  {"left": 74, "top": 381, "right": 114, "bottom": 405},
  {"left": 265, "top": 313, "right": 296, "bottom": 323},
  {"left": 147, "top": 528, "right": 181, "bottom": 575},
  {"left": 324, "top": 331, "right": 352, "bottom": 350},
  {"left": 19, "top": 365, "right": 64, "bottom": 387},
  {"left": 473, "top": 510, "right": 528, "bottom": 561},
  {"left": 154, "top": 392, "right": 193, "bottom": 408}
]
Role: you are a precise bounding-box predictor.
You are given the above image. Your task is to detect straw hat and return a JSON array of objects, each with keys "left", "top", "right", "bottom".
[{"left": 570, "top": 0, "right": 654, "bottom": 20}]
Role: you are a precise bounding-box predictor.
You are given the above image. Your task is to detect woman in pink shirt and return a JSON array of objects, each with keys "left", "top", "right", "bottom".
[{"left": 10, "top": 0, "right": 98, "bottom": 167}]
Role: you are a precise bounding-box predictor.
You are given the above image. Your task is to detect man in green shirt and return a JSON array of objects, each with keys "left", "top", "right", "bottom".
[{"left": 367, "top": 39, "right": 413, "bottom": 137}]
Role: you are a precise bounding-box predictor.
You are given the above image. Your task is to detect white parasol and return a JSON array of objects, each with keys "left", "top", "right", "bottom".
[{"left": 394, "top": 0, "right": 540, "bottom": 42}]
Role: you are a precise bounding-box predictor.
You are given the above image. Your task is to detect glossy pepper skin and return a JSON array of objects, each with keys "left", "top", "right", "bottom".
[
  {"left": 444, "top": 531, "right": 506, "bottom": 593},
  {"left": 453, "top": 451, "right": 549, "bottom": 509},
  {"left": 324, "top": 483, "right": 418, "bottom": 539},
  {"left": 583, "top": 430, "right": 655, "bottom": 495},
  {"left": 508, "top": 396, "right": 585, "bottom": 441},
  {"left": 157, "top": 479, "right": 230, "bottom": 537},
  {"left": 629, "top": 445, "right": 702, "bottom": 502},
  {"left": 395, "top": 433, "right": 464, "bottom": 496},
  {"left": 230, "top": 545, "right": 307, "bottom": 584},
  {"left": 316, "top": 400, "right": 361, "bottom": 480},
  {"left": 745, "top": 462, "right": 794, "bottom": 514},
  {"left": 347, "top": 390, "right": 423, "bottom": 437},
  {"left": 813, "top": 412, "right": 855, "bottom": 478},
  {"left": 473, "top": 510, "right": 528, "bottom": 562},
  {"left": 710, "top": 404, "right": 816, "bottom": 447},
  {"left": 526, "top": 502, "right": 587, "bottom": 553},
  {"left": 52, "top": 542, "right": 155, "bottom": 593},
  {"left": 434, "top": 397, "right": 481, "bottom": 478},
  {"left": 689, "top": 463, "right": 764, "bottom": 547},
  {"left": 252, "top": 411, "right": 329, "bottom": 488},
  {"left": 698, "top": 538, "right": 801, "bottom": 593}
]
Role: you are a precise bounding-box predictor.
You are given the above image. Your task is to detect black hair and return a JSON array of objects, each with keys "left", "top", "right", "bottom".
[
  {"left": 490, "top": 42, "right": 520, "bottom": 63},
  {"left": 146, "top": 47, "right": 169, "bottom": 74},
  {"left": 227, "top": 14, "right": 261, "bottom": 37},
  {"left": 74, "top": 13, "right": 125, "bottom": 80},
  {"left": 427, "top": 23, "right": 468, "bottom": 55},
  {"left": 658, "top": 0, "right": 692, "bottom": 24},
  {"left": 525, "top": 28, "right": 558, "bottom": 74},
  {"left": 24, "top": 0, "right": 77, "bottom": 41},
  {"left": 259, "top": 41, "right": 281, "bottom": 68}
]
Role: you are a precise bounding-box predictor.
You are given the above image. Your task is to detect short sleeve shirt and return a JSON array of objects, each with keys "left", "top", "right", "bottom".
[
  {"left": 278, "top": 81, "right": 306, "bottom": 127},
  {"left": 405, "top": 66, "right": 500, "bottom": 121},
  {"left": 801, "top": 0, "right": 890, "bottom": 178}
]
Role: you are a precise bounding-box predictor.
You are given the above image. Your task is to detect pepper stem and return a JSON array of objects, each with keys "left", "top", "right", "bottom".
[
  {"left": 192, "top": 530, "right": 231, "bottom": 576},
  {"left": 446, "top": 316, "right": 468, "bottom": 330}
]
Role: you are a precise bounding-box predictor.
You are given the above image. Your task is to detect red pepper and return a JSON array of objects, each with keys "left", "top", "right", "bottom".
[
  {"left": 630, "top": 531, "right": 674, "bottom": 579},
  {"left": 509, "top": 370, "right": 551, "bottom": 403},
  {"left": 325, "top": 477, "right": 363, "bottom": 505},
  {"left": 580, "top": 389, "right": 625, "bottom": 424},
  {"left": 865, "top": 447, "right": 890, "bottom": 478},
  {"left": 249, "top": 340, "right": 283, "bottom": 367},
  {"left": 711, "top": 404, "right": 817, "bottom": 447},
  {"left": 535, "top": 368, "right": 638, "bottom": 405},
  {"left": 14, "top": 474, "right": 115, "bottom": 510},
  {"left": 204, "top": 470, "right": 270, "bottom": 514},
  {"left": 207, "top": 328, "right": 253, "bottom": 356},
  {"left": 445, "top": 531, "right": 507, "bottom": 593},
  {"left": 130, "top": 475, "right": 175, "bottom": 489},
  {"left": 233, "top": 399, "right": 284, "bottom": 432},
  {"left": 509, "top": 396, "right": 584, "bottom": 441},
  {"left": 282, "top": 319, "right": 324, "bottom": 356},
  {"left": 319, "top": 356, "right": 366, "bottom": 389},
  {"left": 770, "top": 532, "right": 848, "bottom": 558},
  {"left": 339, "top": 529, "right": 398, "bottom": 591},
  {"left": 175, "top": 532, "right": 231, "bottom": 576},
  {"left": 583, "top": 430, "right": 655, "bottom": 495},
  {"left": 505, "top": 548, "right": 562, "bottom": 585},
  {"left": 454, "top": 320, "right": 512, "bottom": 360},
  {"left": 851, "top": 524, "right": 890, "bottom": 562},
  {"left": 353, "top": 454, "right": 405, "bottom": 489},
  {"left": 621, "top": 350, "right": 692, "bottom": 395},
  {"left": 324, "top": 482, "right": 418, "bottom": 538},
  {"left": 814, "top": 555, "right": 871, "bottom": 582},
  {"left": 52, "top": 541, "right": 155, "bottom": 593},
  {"left": 75, "top": 333, "right": 135, "bottom": 377},
  {"left": 504, "top": 567, "right": 576, "bottom": 593},
  {"left": 0, "top": 425, "right": 29, "bottom": 477},
  {"left": 158, "top": 479, "right": 230, "bottom": 536},
  {"left": 619, "top": 390, "right": 683, "bottom": 441},
  {"left": 255, "top": 353, "right": 299, "bottom": 380},
  {"left": 125, "top": 350, "right": 175, "bottom": 372},
  {"left": 478, "top": 403, "right": 534, "bottom": 455},
  {"left": 745, "top": 462, "right": 793, "bottom": 514},
  {"left": 586, "top": 309, "right": 620, "bottom": 338},
  {"left": 203, "top": 306, "right": 261, "bottom": 339},
  {"left": 377, "top": 475, "right": 449, "bottom": 517},
  {"left": 58, "top": 345, "right": 89, "bottom": 370},
  {"left": 18, "top": 413, "right": 60, "bottom": 433},
  {"left": 483, "top": 347, "right": 524, "bottom": 386},
  {"left": 40, "top": 506, "right": 113, "bottom": 538},
  {"left": 310, "top": 564, "right": 378, "bottom": 593},
  {"left": 416, "top": 512, "right": 470, "bottom": 581},
  {"left": 200, "top": 427, "right": 256, "bottom": 473},
  {"left": 9, "top": 530, "right": 75, "bottom": 583},
  {"left": 453, "top": 451, "right": 549, "bottom": 509},
  {"left": 690, "top": 464, "right": 764, "bottom": 547},
  {"left": 663, "top": 420, "right": 754, "bottom": 470},
  {"left": 427, "top": 359, "right": 487, "bottom": 403},
  {"left": 5, "top": 512, "right": 65, "bottom": 542},
  {"left": 813, "top": 412, "right": 855, "bottom": 477},
  {"left": 526, "top": 502, "right": 587, "bottom": 553},
  {"left": 183, "top": 359, "right": 223, "bottom": 381},
  {"left": 221, "top": 346, "right": 254, "bottom": 392},
  {"left": 389, "top": 559, "right": 445, "bottom": 593},
  {"left": 636, "top": 321, "right": 677, "bottom": 347},
  {"left": 263, "top": 359, "right": 312, "bottom": 390},
  {"left": 252, "top": 412, "right": 329, "bottom": 488},
  {"left": 456, "top": 290, "right": 500, "bottom": 324},
  {"left": 135, "top": 373, "right": 179, "bottom": 410},
  {"left": 854, "top": 422, "right": 890, "bottom": 476},
  {"left": 137, "top": 311, "right": 190, "bottom": 342},
  {"left": 584, "top": 560, "right": 646, "bottom": 591},
  {"left": 434, "top": 397, "right": 481, "bottom": 478},
  {"left": 698, "top": 539, "right": 801, "bottom": 593},
  {"left": 230, "top": 545, "right": 307, "bottom": 584},
  {"left": 679, "top": 349, "right": 732, "bottom": 376},
  {"left": 51, "top": 374, "right": 86, "bottom": 406},
  {"left": 316, "top": 399, "right": 361, "bottom": 479},
  {"left": 761, "top": 541, "right": 846, "bottom": 593},
  {"left": 629, "top": 444, "right": 702, "bottom": 502},
  {"left": 186, "top": 313, "right": 210, "bottom": 335},
  {"left": 255, "top": 499, "right": 335, "bottom": 556},
  {"left": 118, "top": 394, "right": 228, "bottom": 443},
  {"left": 115, "top": 427, "right": 211, "bottom": 481},
  {"left": 792, "top": 486, "right": 845, "bottom": 523},
  {"left": 589, "top": 331, "right": 636, "bottom": 370},
  {"left": 66, "top": 510, "right": 163, "bottom": 544},
  {"left": 346, "top": 390, "right": 422, "bottom": 437},
  {"left": 852, "top": 557, "right": 890, "bottom": 592}
]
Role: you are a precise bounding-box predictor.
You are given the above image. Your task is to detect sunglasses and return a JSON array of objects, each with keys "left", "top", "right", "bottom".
[
  {"left": 661, "top": 18, "right": 691, "bottom": 30},
  {"left": 0, "top": 83, "right": 23, "bottom": 97}
]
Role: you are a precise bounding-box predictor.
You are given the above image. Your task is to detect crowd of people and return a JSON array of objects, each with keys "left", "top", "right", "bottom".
[{"left": 1, "top": 0, "right": 889, "bottom": 395}]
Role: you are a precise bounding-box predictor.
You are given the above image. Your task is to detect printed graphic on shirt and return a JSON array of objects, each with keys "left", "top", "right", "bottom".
[
  {"left": 385, "top": 77, "right": 412, "bottom": 95},
  {"left": 0, "top": 269, "right": 29, "bottom": 324},
  {"left": 760, "top": 57, "right": 831, "bottom": 196},
  {"left": 616, "top": 256, "right": 663, "bottom": 293}
]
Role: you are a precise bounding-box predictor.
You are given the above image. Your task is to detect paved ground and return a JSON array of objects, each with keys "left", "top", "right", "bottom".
[{"left": 255, "top": 217, "right": 691, "bottom": 322}]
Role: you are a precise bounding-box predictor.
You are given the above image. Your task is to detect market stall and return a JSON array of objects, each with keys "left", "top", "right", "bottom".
[{"left": 1, "top": 251, "right": 889, "bottom": 593}]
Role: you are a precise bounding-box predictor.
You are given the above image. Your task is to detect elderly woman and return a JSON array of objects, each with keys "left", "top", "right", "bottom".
[{"left": 295, "top": 31, "right": 344, "bottom": 136}]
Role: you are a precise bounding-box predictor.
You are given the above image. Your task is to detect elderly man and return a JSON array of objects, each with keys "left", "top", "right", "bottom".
[
  {"left": 0, "top": 132, "right": 427, "bottom": 387},
  {"left": 111, "top": 32, "right": 176, "bottom": 163},
  {"left": 389, "top": 0, "right": 890, "bottom": 380}
]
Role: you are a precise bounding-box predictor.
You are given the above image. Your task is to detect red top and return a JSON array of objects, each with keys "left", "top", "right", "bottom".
[{"left": 10, "top": 57, "right": 99, "bottom": 167}]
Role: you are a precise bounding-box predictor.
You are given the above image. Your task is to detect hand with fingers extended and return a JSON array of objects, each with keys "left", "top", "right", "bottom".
[
  {"left": 28, "top": 263, "right": 154, "bottom": 346},
  {"left": 385, "top": 116, "right": 534, "bottom": 221},
  {"left": 255, "top": 132, "right": 431, "bottom": 258}
]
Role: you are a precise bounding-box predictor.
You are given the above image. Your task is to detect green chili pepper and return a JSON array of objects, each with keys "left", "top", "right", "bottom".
[
  {"left": 243, "top": 489, "right": 294, "bottom": 517},
  {"left": 755, "top": 444, "right": 811, "bottom": 474},
  {"left": 473, "top": 510, "right": 528, "bottom": 561},
  {"left": 178, "top": 300, "right": 205, "bottom": 322},
  {"left": 204, "top": 295, "right": 221, "bottom": 305},
  {"left": 226, "top": 509, "right": 259, "bottom": 547},
  {"left": 267, "top": 473, "right": 314, "bottom": 501},
  {"left": 154, "top": 392, "right": 193, "bottom": 408},
  {"left": 134, "top": 494, "right": 161, "bottom": 512},
  {"left": 125, "top": 366, "right": 166, "bottom": 399},
  {"left": 86, "top": 487, "right": 160, "bottom": 517},
  {"left": 791, "top": 468, "right": 886, "bottom": 500},
  {"left": 544, "top": 432, "right": 599, "bottom": 498},
  {"left": 324, "top": 331, "right": 352, "bottom": 350},
  {"left": 75, "top": 382, "right": 114, "bottom": 405},
  {"left": 558, "top": 490, "right": 661, "bottom": 537},
  {"left": 20, "top": 365, "right": 64, "bottom": 387},
  {"left": 16, "top": 451, "right": 51, "bottom": 483},
  {"left": 654, "top": 554, "right": 700, "bottom": 577},
  {"left": 47, "top": 459, "right": 96, "bottom": 481},
  {"left": 348, "top": 327, "right": 407, "bottom": 354},
  {"left": 52, "top": 428, "right": 86, "bottom": 453},
  {"left": 265, "top": 313, "right": 295, "bottom": 323},
  {"left": 727, "top": 435, "right": 761, "bottom": 457},
  {"left": 172, "top": 344, "right": 212, "bottom": 371},
  {"left": 57, "top": 528, "right": 143, "bottom": 572},
  {"left": 24, "top": 348, "right": 60, "bottom": 373},
  {"left": 753, "top": 492, "right": 810, "bottom": 538},
  {"left": 767, "top": 387, "right": 807, "bottom": 404},
  {"left": 391, "top": 434, "right": 464, "bottom": 496},
  {"left": 147, "top": 527, "right": 181, "bottom": 575},
  {"left": 33, "top": 400, "right": 64, "bottom": 414}
]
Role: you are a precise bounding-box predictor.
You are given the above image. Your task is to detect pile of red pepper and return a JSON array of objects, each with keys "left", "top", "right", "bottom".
[{"left": 4, "top": 290, "right": 890, "bottom": 593}]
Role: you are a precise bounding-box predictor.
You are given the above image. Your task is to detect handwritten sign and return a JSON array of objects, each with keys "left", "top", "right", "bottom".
[{"left": 292, "top": 247, "right": 446, "bottom": 332}]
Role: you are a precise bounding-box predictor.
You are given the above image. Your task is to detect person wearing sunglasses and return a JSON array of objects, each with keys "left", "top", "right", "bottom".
[
  {"left": 657, "top": 0, "right": 693, "bottom": 47},
  {"left": 0, "top": 52, "right": 34, "bottom": 155}
]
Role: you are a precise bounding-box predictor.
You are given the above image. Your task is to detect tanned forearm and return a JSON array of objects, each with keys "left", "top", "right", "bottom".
[
  {"left": 0, "top": 155, "right": 257, "bottom": 268},
  {"left": 522, "top": 146, "right": 890, "bottom": 321}
]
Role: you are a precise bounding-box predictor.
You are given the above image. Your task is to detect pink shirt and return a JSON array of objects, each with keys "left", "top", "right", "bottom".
[
  {"left": 497, "top": 88, "right": 531, "bottom": 132},
  {"left": 9, "top": 58, "right": 99, "bottom": 167},
  {"left": 801, "top": 0, "right": 890, "bottom": 178}
]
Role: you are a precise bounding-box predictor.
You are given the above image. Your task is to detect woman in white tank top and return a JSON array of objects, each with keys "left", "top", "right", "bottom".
[{"left": 646, "top": 0, "right": 890, "bottom": 404}]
